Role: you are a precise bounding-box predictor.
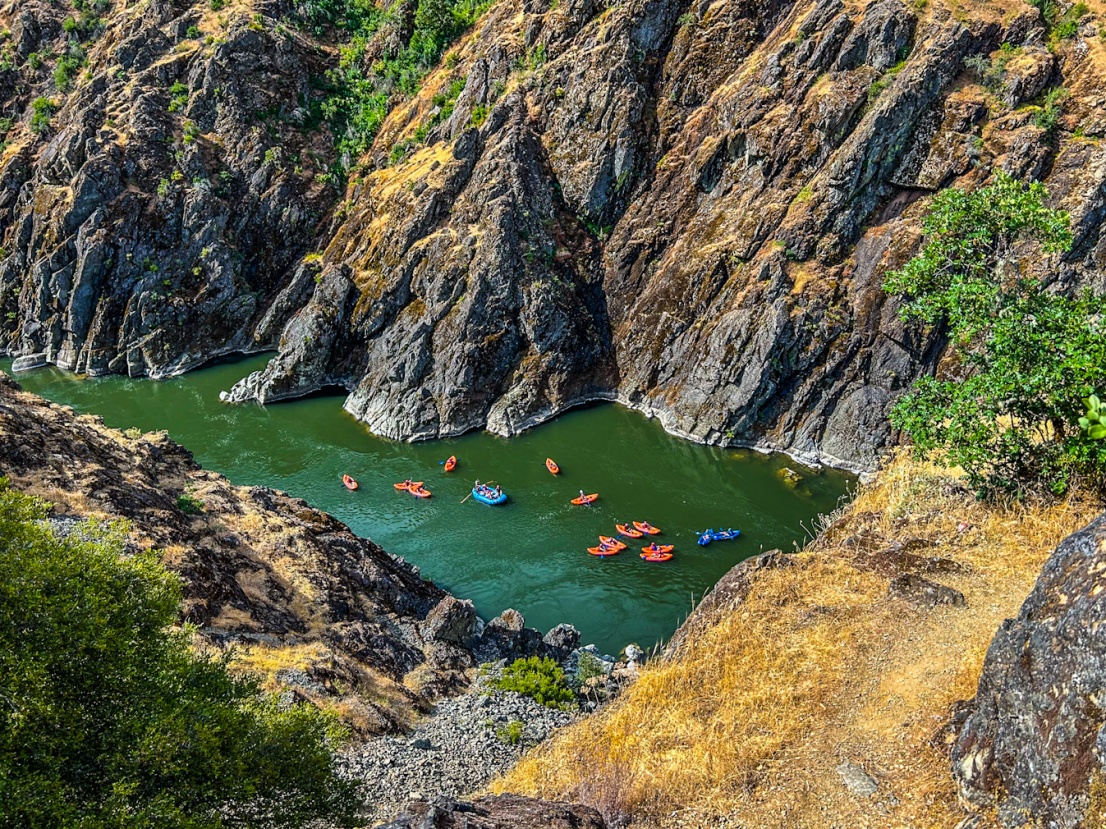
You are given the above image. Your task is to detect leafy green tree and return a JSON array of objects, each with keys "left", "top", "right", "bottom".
[
  {"left": 0, "top": 481, "right": 359, "bottom": 828},
  {"left": 884, "top": 170, "right": 1106, "bottom": 496}
]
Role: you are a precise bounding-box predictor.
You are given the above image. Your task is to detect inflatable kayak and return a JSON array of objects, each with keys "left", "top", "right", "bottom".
[
  {"left": 616, "top": 523, "right": 644, "bottom": 538},
  {"left": 409, "top": 486, "right": 431, "bottom": 498},
  {"left": 633, "top": 521, "right": 661, "bottom": 535},
  {"left": 394, "top": 481, "right": 424, "bottom": 491},
  {"left": 571, "top": 493, "right": 599, "bottom": 505},
  {"left": 546, "top": 457, "right": 559, "bottom": 475},
  {"left": 642, "top": 544, "right": 674, "bottom": 554},
  {"left": 444, "top": 456, "right": 457, "bottom": 472},
  {"left": 598, "top": 536, "right": 626, "bottom": 550},
  {"left": 342, "top": 474, "right": 359, "bottom": 491},
  {"left": 472, "top": 486, "right": 507, "bottom": 505},
  {"left": 588, "top": 546, "right": 620, "bottom": 557},
  {"left": 640, "top": 552, "right": 673, "bottom": 562},
  {"left": 698, "top": 528, "right": 741, "bottom": 545}
]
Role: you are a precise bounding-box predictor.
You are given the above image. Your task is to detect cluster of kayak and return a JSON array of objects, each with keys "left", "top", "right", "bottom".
[
  {"left": 588, "top": 522, "right": 672, "bottom": 561},
  {"left": 342, "top": 455, "right": 741, "bottom": 565}
]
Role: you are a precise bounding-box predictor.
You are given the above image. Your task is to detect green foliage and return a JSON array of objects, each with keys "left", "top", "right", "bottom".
[
  {"left": 210, "top": 0, "right": 225, "bottom": 9},
  {"left": 490, "top": 656, "right": 576, "bottom": 708},
  {"left": 1034, "top": 85, "right": 1069, "bottom": 133},
  {"left": 53, "top": 49, "right": 84, "bottom": 92},
  {"left": 30, "top": 97, "right": 56, "bottom": 135},
  {"left": 168, "top": 80, "right": 189, "bottom": 112},
  {"left": 175, "top": 491, "right": 204, "bottom": 514},
  {"left": 469, "top": 102, "right": 487, "bottom": 127},
  {"left": 186, "top": 24, "right": 201, "bottom": 39},
  {"left": 310, "top": 0, "right": 494, "bottom": 164},
  {"left": 0, "top": 481, "right": 359, "bottom": 828},
  {"left": 884, "top": 170, "right": 1106, "bottom": 496},
  {"left": 573, "top": 651, "right": 606, "bottom": 685},
  {"left": 1079, "top": 394, "right": 1106, "bottom": 440},
  {"left": 866, "top": 59, "right": 906, "bottom": 105},
  {"left": 495, "top": 719, "right": 524, "bottom": 745}
]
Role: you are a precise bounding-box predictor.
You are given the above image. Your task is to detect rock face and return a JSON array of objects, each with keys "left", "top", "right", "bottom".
[
  {"left": 0, "top": 372, "right": 576, "bottom": 734},
  {"left": 952, "top": 513, "right": 1106, "bottom": 827},
  {"left": 3, "top": 0, "right": 1106, "bottom": 472},
  {"left": 376, "top": 794, "right": 607, "bottom": 829}
]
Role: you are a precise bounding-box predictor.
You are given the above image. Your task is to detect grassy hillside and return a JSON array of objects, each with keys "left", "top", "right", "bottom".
[{"left": 493, "top": 454, "right": 1102, "bottom": 827}]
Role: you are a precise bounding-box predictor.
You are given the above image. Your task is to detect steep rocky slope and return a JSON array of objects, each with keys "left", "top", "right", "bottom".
[
  {"left": 0, "top": 371, "right": 578, "bottom": 735},
  {"left": 2, "top": 0, "right": 1104, "bottom": 471}
]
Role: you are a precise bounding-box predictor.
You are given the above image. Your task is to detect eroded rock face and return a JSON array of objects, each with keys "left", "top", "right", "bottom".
[
  {"left": 4, "top": 0, "right": 1106, "bottom": 473},
  {"left": 952, "top": 513, "right": 1106, "bottom": 827},
  {"left": 376, "top": 794, "right": 607, "bottom": 829}
]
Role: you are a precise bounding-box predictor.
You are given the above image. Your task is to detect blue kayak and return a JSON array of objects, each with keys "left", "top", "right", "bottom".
[
  {"left": 698, "top": 528, "right": 741, "bottom": 545},
  {"left": 472, "top": 487, "right": 507, "bottom": 505}
]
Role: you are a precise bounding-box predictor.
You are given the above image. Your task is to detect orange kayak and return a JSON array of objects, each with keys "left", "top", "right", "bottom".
[
  {"left": 571, "top": 493, "right": 599, "bottom": 505},
  {"left": 342, "top": 474, "right": 359, "bottom": 491},
  {"left": 598, "top": 536, "right": 625, "bottom": 549},
  {"left": 444, "top": 456, "right": 457, "bottom": 472},
  {"left": 546, "top": 458, "right": 559, "bottom": 474},
  {"left": 640, "top": 552, "right": 673, "bottom": 562},
  {"left": 642, "top": 544, "right": 674, "bottom": 554},
  {"left": 616, "top": 523, "right": 644, "bottom": 538},
  {"left": 588, "top": 546, "right": 619, "bottom": 557},
  {"left": 394, "top": 481, "right": 424, "bottom": 491},
  {"left": 633, "top": 521, "right": 661, "bottom": 535},
  {"left": 409, "top": 486, "right": 432, "bottom": 498}
]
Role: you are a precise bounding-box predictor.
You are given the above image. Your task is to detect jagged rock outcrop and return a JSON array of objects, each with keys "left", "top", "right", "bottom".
[
  {"left": 376, "top": 794, "right": 607, "bottom": 828},
  {"left": 3, "top": 0, "right": 1106, "bottom": 472},
  {"left": 952, "top": 513, "right": 1106, "bottom": 828},
  {"left": 0, "top": 372, "right": 577, "bottom": 733}
]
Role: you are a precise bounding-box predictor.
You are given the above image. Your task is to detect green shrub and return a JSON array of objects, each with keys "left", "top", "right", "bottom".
[
  {"left": 0, "top": 481, "right": 359, "bottom": 827},
  {"left": 26, "top": 51, "right": 42, "bottom": 70},
  {"left": 491, "top": 656, "right": 576, "bottom": 708},
  {"left": 1034, "top": 86, "right": 1069, "bottom": 133},
  {"left": 175, "top": 491, "right": 205, "bottom": 514},
  {"left": 884, "top": 170, "right": 1106, "bottom": 496},
  {"left": 30, "top": 97, "right": 56, "bottom": 134},
  {"left": 496, "top": 719, "right": 524, "bottom": 745},
  {"left": 469, "top": 102, "right": 487, "bottom": 127},
  {"left": 574, "top": 651, "right": 606, "bottom": 685},
  {"left": 210, "top": 0, "right": 225, "bottom": 8}
]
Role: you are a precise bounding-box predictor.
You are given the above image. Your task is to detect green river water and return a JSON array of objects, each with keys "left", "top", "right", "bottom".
[{"left": 4, "top": 355, "right": 854, "bottom": 654}]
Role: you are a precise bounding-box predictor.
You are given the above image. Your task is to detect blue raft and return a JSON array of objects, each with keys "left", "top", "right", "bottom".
[
  {"left": 472, "top": 486, "right": 507, "bottom": 505},
  {"left": 697, "top": 528, "right": 741, "bottom": 546}
]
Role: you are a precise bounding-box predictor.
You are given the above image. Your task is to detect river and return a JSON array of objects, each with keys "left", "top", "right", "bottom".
[{"left": 4, "top": 355, "right": 854, "bottom": 654}]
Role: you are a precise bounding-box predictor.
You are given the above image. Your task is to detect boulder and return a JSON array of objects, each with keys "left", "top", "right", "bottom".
[
  {"left": 952, "top": 513, "right": 1106, "bottom": 827},
  {"left": 422, "top": 596, "right": 479, "bottom": 646},
  {"left": 376, "top": 794, "right": 607, "bottom": 828}
]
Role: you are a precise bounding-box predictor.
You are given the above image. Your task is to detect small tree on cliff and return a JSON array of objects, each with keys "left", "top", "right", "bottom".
[
  {"left": 884, "top": 170, "right": 1106, "bottom": 496},
  {"left": 0, "top": 481, "right": 359, "bottom": 829}
]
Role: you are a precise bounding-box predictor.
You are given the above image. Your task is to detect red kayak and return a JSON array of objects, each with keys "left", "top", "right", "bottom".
[
  {"left": 546, "top": 458, "right": 560, "bottom": 475},
  {"left": 571, "top": 493, "right": 598, "bottom": 505},
  {"left": 598, "top": 536, "right": 626, "bottom": 550},
  {"left": 409, "top": 486, "right": 432, "bottom": 498},
  {"left": 342, "top": 474, "right": 359, "bottom": 491},
  {"left": 633, "top": 521, "right": 661, "bottom": 535},
  {"left": 616, "top": 523, "right": 644, "bottom": 538},
  {"left": 444, "top": 456, "right": 457, "bottom": 472},
  {"left": 640, "top": 552, "right": 673, "bottom": 562},
  {"left": 394, "top": 481, "right": 424, "bottom": 491},
  {"left": 641, "top": 544, "right": 674, "bottom": 554}
]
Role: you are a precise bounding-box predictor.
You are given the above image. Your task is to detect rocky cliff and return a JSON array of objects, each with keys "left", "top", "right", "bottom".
[
  {"left": 0, "top": 371, "right": 579, "bottom": 735},
  {"left": 2, "top": 0, "right": 1105, "bottom": 471}
]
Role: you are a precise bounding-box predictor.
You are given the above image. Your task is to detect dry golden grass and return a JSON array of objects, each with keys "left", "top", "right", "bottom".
[{"left": 493, "top": 453, "right": 1102, "bottom": 828}]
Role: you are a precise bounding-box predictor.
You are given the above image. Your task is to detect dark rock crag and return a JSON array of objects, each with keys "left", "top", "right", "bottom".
[
  {"left": 0, "top": 372, "right": 575, "bottom": 734},
  {"left": 952, "top": 513, "right": 1106, "bottom": 828},
  {"left": 3, "top": 0, "right": 1106, "bottom": 474},
  {"left": 376, "top": 794, "right": 607, "bottom": 829}
]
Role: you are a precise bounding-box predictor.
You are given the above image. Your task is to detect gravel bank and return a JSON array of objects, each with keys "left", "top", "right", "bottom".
[{"left": 345, "top": 687, "right": 577, "bottom": 825}]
